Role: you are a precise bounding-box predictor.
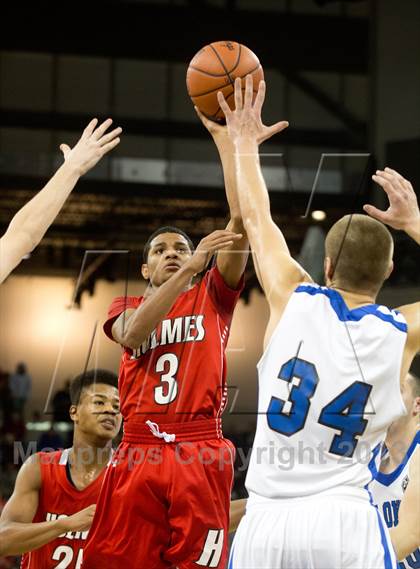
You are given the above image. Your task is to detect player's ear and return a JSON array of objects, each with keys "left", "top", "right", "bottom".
[
  {"left": 384, "top": 260, "right": 394, "bottom": 280},
  {"left": 141, "top": 263, "right": 149, "bottom": 280},
  {"left": 69, "top": 404, "right": 78, "bottom": 424},
  {"left": 324, "top": 257, "right": 334, "bottom": 284},
  {"left": 413, "top": 396, "right": 420, "bottom": 416}
]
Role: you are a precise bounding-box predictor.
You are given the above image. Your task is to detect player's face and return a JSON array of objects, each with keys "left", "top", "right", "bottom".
[
  {"left": 142, "top": 232, "right": 193, "bottom": 287},
  {"left": 72, "top": 384, "right": 122, "bottom": 440}
]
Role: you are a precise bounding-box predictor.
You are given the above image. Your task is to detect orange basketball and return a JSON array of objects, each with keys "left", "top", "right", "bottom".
[{"left": 186, "top": 41, "right": 264, "bottom": 122}]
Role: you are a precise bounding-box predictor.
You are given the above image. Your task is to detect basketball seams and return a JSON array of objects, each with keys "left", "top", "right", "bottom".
[
  {"left": 209, "top": 43, "right": 236, "bottom": 90},
  {"left": 188, "top": 63, "right": 262, "bottom": 97}
]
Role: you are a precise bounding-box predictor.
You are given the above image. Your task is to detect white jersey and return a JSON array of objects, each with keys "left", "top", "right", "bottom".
[
  {"left": 369, "top": 432, "right": 420, "bottom": 569},
  {"left": 246, "top": 283, "right": 407, "bottom": 501}
]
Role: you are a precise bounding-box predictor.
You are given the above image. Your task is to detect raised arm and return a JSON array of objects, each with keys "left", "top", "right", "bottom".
[
  {"left": 0, "top": 455, "right": 95, "bottom": 556},
  {"left": 195, "top": 108, "right": 248, "bottom": 288},
  {"left": 0, "top": 118, "right": 121, "bottom": 284},
  {"left": 218, "top": 76, "right": 310, "bottom": 339},
  {"left": 364, "top": 168, "right": 420, "bottom": 356},
  {"left": 112, "top": 230, "right": 242, "bottom": 349},
  {"left": 389, "top": 446, "right": 420, "bottom": 560}
]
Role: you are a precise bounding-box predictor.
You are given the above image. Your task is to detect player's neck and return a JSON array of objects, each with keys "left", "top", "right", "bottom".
[
  {"left": 383, "top": 416, "right": 417, "bottom": 471},
  {"left": 331, "top": 286, "right": 376, "bottom": 309},
  {"left": 70, "top": 433, "right": 113, "bottom": 471}
]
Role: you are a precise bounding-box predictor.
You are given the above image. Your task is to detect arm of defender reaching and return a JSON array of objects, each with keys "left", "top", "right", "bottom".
[
  {"left": 229, "top": 499, "right": 247, "bottom": 533},
  {"left": 389, "top": 446, "right": 420, "bottom": 560},
  {"left": 195, "top": 107, "right": 249, "bottom": 288},
  {"left": 218, "top": 76, "right": 311, "bottom": 343},
  {"left": 111, "top": 230, "right": 242, "bottom": 349},
  {"left": 365, "top": 168, "right": 420, "bottom": 356},
  {"left": 0, "top": 118, "right": 121, "bottom": 284},
  {"left": 0, "top": 455, "right": 96, "bottom": 556}
]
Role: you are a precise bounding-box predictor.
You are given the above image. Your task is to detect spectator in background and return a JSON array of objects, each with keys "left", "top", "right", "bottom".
[
  {"left": 9, "top": 363, "right": 31, "bottom": 418},
  {"left": 0, "top": 370, "right": 11, "bottom": 426},
  {"left": 52, "top": 380, "right": 72, "bottom": 423},
  {"left": 38, "top": 424, "right": 64, "bottom": 452}
]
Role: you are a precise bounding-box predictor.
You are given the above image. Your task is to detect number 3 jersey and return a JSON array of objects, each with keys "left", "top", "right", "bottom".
[
  {"left": 20, "top": 449, "right": 104, "bottom": 569},
  {"left": 104, "top": 266, "right": 244, "bottom": 424},
  {"left": 246, "top": 283, "right": 408, "bottom": 501}
]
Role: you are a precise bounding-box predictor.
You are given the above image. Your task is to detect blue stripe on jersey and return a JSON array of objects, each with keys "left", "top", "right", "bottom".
[
  {"left": 365, "top": 447, "right": 397, "bottom": 569},
  {"left": 295, "top": 285, "right": 408, "bottom": 333},
  {"left": 375, "top": 431, "right": 420, "bottom": 486},
  {"left": 228, "top": 545, "right": 235, "bottom": 569}
]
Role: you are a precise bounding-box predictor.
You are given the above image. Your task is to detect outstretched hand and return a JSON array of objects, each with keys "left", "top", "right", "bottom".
[
  {"left": 364, "top": 168, "right": 420, "bottom": 231},
  {"left": 187, "top": 229, "right": 243, "bottom": 274},
  {"left": 217, "top": 75, "right": 289, "bottom": 145},
  {"left": 60, "top": 118, "right": 122, "bottom": 176}
]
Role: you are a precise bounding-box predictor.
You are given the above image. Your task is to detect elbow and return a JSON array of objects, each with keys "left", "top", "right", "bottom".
[{"left": 0, "top": 522, "right": 12, "bottom": 556}]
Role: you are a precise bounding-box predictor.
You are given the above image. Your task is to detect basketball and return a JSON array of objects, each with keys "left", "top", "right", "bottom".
[{"left": 186, "top": 41, "right": 264, "bottom": 122}]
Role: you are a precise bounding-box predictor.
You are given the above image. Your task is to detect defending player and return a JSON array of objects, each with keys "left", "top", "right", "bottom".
[
  {"left": 370, "top": 372, "right": 420, "bottom": 567},
  {"left": 82, "top": 109, "right": 251, "bottom": 567},
  {"left": 0, "top": 369, "right": 121, "bottom": 568},
  {"left": 0, "top": 118, "right": 121, "bottom": 284},
  {"left": 219, "top": 76, "right": 420, "bottom": 568}
]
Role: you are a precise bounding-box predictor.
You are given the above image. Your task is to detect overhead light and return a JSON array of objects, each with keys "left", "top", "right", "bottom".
[{"left": 311, "top": 210, "right": 327, "bottom": 221}]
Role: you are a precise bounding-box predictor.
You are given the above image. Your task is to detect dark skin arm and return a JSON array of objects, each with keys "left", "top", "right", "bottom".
[{"left": 0, "top": 455, "right": 95, "bottom": 556}]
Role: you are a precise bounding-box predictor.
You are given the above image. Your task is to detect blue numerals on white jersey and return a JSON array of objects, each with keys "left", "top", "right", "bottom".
[
  {"left": 267, "top": 358, "right": 319, "bottom": 435},
  {"left": 267, "top": 357, "right": 372, "bottom": 457}
]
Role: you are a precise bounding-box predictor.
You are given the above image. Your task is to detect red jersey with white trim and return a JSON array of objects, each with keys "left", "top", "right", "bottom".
[
  {"left": 20, "top": 449, "right": 104, "bottom": 569},
  {"left": 103, "top": 266, "right": 243, "bottom": 423}
]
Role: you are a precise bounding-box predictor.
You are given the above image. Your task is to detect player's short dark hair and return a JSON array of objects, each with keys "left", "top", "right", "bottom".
[
  {"left": 69, "top": 369, "right": 118, "bottom": 405},
  {"left": 142, "top": 226, "right": 194, "bottom": 263},
  {"left": 408, "top": 371, "right": 420, "bottom": 398},
  {"left": 325, "top": 214, "right": 393, "bottom": 294}
]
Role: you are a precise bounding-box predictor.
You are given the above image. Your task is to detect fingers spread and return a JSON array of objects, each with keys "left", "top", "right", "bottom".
[
  {"left": 244, "top": 74, "right": 253, "bottom": 109},
  {"left": 217, "top": 91, "right": 231, "bottom": 117},
  {"left": 253, "top": 80, "right": 266, "bottom": 114},
  {"left": 82, "top": 118, "right": 98, "bottom": 139},
  {"left": 92, "top": 118, "right": 113, "bottom": 140},
  {"left": 234, "top": 76, "right": 243, "bottom": 111},
  {"left": 99, "top": 126, "right": 123, "bottom": 146},
  {"left": 101, "top": 137, "right": 121, "bottom": 155}
]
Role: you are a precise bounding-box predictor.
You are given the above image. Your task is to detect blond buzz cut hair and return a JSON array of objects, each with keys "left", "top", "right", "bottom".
[{"left": 325, "top": 214, "right": 394, "bottom": 294}]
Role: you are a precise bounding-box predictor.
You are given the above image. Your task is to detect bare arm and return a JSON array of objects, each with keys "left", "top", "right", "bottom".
[
  {"left": 390, "top": 446, "right": 420, "bottom": 560},
  {"left": 229, "top": 499, "right": 247, "bottom": 533},
  {"left": 195, "top": 108, "right": 248, "bottom": 288},
  {"left": 364, "top": 168, "right": 420, "bottom": 356},
  {"left": 111, "top": 230, "right": 242, "bottom": 349},
  {"left": 0, "top": 118, "right": 121, "bottom": 284},
  {"left": 0, "top": 455, "right": 95, "bottom": 556},
  {"left": 218, "top": 77, "right": 310, "bottom": 342}
]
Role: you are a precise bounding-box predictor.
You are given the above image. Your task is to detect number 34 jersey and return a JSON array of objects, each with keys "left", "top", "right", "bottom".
[
  {"left": 104, "top": 266, "right": 243, "bottom": 424},
  {"left": 246, "top": 283, "right": 408, "bottom": 500},
  {"left": 20, "top": 449, "right": 104, "bottom": 569}
]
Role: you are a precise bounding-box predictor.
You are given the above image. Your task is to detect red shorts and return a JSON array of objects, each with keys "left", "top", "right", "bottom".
[{"left": 83, "top": 419, "right": 235, "bottom": 569}]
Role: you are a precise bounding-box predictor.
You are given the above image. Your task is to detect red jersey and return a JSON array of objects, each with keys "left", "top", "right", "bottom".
[
  {"left": 104, "top": 266, "right": 243, "bottom": 423},
  {"left": 20, "top": 449, "right": 104, "bottom": 569}
]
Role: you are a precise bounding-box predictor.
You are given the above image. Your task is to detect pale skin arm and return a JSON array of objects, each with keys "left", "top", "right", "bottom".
[
  {"left": 195, "top": 107, "right": 249, "bottom": 288},
  {"left": 0, "top": 455, "right": 96, "bottom": 556},
  {"left": 0, "top": 118, "right": 122, "bottom": 284},
  {"left": 389, "top": 446, "right": 420, "bottom": 560},
  {"left": 111, "top": 230, "right": 242, "bottom": 349},
  {"left": 364, "top": 168, "right": 420, "bottom": 361},
  {"left": 218, "top": 77, "right": 311, "bottom": 346},
  {"left": 229, "top": 498, "right": 247, "bottom": 533}
]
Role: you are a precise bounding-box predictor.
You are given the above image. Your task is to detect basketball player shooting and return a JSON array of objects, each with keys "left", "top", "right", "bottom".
[
  {"left": 82, "top": 124, "right": 249, "bottom": 566},
  {"left": 219, "top": 75, "right": 420, "bottom": 569},
  {"left": 0, "top": 118, "right": 121, "bottom": 284},
  {"left": 0, "top": 370, "right": 121, "bottom": 568}
]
